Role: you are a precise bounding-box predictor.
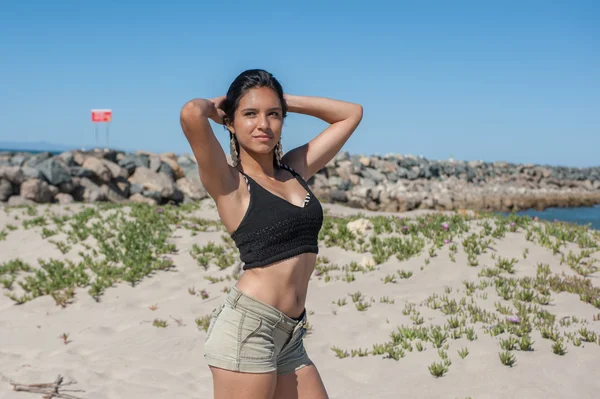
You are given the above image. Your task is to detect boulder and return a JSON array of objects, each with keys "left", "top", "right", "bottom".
[
  {"left": 10, "top": 155, "right": 27, "bottom": 166},
  {"left": 0, "top": 166, "right": 25, "bottom": 185},
  {"left": 433, "top": 193, "right": 453, "bottom": 211},
  {"left": 100, "top": 150, "right": 119, "bottom": 163},
  {"left": 176, "top": 177, "right": 208, "bottom": 201},
  {"left": 361, "top": 168, "right": 386, "bottom": 184},
  {"left": 58, "top": 180, "right": 77, "bottom": 194},
  {"left": 100, "top": 181, "right": 129, "bottom": 203},
  {"left": 102, "top": 159, "right": 129, "bottom": 180},
  {"left": 7, "top": 195, "right": 36, "bottom": 206},
  {"left": 82, "top": 157, "right": 112, "bottom": 182},
  {"left": 359, "top": 156, "right": 371, "bottom": 167},
  {"left": 23, "top": 152, "right": 53, "bottom": 168},
  {"left": 55, "top": 193, "right": 74, "bottom": 204},
  {"left": 36, "top": 158, "right": 72, "bottom": 186},
  {"left": 72, "top": 151, "right": 88, "bottom": 166},
  {"left": 130, "top": 183, "right": 144, "bottom": 195},
  {"left": 128, "top": 167, "right": 176, "bottom": 199},
  {"left": 308, "top": 173, "right": 329, "bottom": 189},
  {"left": 57, "top": 151, "right": 75, "bottom": 166},
  {"left": 0, "top": 179, "right": 13, "bottom": 201},
  {"left": 20, "top": 178, "right": 55, "bottom": 203},
  {"left": 157, "top": 162, "right": 176, "bottom": 180},
  {"left": 149, "top": 155, "right": 162, "bottom": 172},
  {"left": 129, "top": 193, "right": 157, "bottom": 205},
  {"left": 160, "top": 155, "right": 184, "bottom": 179},
  {"left": 177, "top": 154, "right": 199, "bottom": 180},
  {"left": 22, "top": 166, "right": 42, "bottom": 180},
  {"left": 70, "top": 166, "right": 96, "bottom": 178},
  {"left": 329, "top": 189, "right": 347, "bottom": 202},
  {"left": 72, "top": 177, "right": 107, "bottom": 203},
  {"left": 142, "top": 189, "right": 162, "bottom": 202}
]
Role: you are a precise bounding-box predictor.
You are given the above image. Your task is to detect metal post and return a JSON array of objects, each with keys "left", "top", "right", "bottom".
[{"left": 106, "top": 122, "right": 110, "bottom": 149}]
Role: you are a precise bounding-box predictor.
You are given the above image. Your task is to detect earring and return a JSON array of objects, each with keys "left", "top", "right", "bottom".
[
  {"left": 274, "top": 139, "right": 283, "bottom": 167},
  {"left": 230, "top": 134, "right": 239, "bottom": 166}
]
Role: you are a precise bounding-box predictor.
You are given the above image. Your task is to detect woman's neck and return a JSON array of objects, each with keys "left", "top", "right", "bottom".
[{"left": 238, "top": 152, "right": 278, "bottom": 178}]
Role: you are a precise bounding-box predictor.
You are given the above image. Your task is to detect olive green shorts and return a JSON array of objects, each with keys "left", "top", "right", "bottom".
[{"left": 203, "top": 286, "right": 313, "bottom": 375}]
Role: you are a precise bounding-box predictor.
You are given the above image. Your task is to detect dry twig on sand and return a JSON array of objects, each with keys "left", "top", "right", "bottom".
[
  {"left": 8, "top": 374, "right": 85, "bottom": 399},
  {"left": 169, "top": 315, "right": 186, "bottom": 326}
]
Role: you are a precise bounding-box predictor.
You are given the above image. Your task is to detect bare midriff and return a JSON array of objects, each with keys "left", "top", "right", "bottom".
[
  {"left": 216, "top": 168, "right": 318, "bottom": 320},
  {"left": 234, "top": 253, "right": 317, "bottom": 319}
]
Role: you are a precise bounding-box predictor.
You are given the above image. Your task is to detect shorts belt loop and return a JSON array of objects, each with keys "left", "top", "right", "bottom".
[
  {"left": 232, "top": 290, "right": 243, "bottom": 309},
  {"left": 294, "top": 319, "right": 304, "bottom": 333},
  {"left": 298, "top": 312, "right": 307, "bottom": 329}
]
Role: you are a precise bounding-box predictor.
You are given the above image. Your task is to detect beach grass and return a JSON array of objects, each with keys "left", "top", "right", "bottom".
[{"left": 1, "top": 199, "right": 599, "bottom": 387}]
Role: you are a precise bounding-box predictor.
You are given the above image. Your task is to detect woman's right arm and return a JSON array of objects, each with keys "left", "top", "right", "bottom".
[{"left": 179, "top": 97, "right": 238, "bottom": 199}]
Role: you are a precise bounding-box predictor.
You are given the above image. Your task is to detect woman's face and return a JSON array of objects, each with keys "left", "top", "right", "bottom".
[{"left": 228, "top": 86, "right": 284, "bottom": 156}]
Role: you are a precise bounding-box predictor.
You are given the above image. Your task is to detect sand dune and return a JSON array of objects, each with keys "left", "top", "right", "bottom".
[{"left": 1, "top": 200, "right": 599, "bottom": 398}]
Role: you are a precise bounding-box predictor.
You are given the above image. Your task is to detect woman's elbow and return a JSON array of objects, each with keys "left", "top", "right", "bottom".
[{"left": 352, "top": 103, "right": 363, "bottom": 122}]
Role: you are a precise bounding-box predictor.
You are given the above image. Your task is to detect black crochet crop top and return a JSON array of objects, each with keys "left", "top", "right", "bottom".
[{"left": 230, "top": 163, "right": 323, "bottom": 270}]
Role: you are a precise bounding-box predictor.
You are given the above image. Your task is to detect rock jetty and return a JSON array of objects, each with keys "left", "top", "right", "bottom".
[{"left": 1, "top": 149, "right": 599, "bottom": 212}]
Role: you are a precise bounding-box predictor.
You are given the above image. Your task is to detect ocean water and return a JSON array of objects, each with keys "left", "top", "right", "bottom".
[
  {"left": 0, "top": 148, "right": 61, "bottom": 154},
  {"left": 513, "top": 205, "right": 600, "bottom": 230}
]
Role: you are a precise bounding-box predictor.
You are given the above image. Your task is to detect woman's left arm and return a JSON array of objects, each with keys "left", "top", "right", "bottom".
[{"left": 281, "top": 94, "right": 363, "bottom": 180}]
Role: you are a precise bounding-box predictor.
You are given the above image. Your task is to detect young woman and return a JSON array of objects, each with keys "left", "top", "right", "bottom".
[{"left": 180, "top": 69, "right": 363, "bottom": 399}]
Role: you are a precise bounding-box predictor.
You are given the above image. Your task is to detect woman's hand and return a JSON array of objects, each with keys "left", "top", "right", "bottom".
[
  {"left": 182, "top": 96, "right": 227, "bottom": 125},
  {"left": 207, "top": 96, "right": 227, "bottom": 125}
]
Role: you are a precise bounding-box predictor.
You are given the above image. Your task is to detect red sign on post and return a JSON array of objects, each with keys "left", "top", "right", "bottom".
[{"left": 91, "top": 109, "right": 112, "bottom": 122}]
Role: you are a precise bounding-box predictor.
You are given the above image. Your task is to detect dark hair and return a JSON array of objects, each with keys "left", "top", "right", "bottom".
[
  {"left": 222, "top": 69, "right": 287, "bottom": 127},
  {"left": 223, "top": 69, "right": 287, "bottom": 167}
]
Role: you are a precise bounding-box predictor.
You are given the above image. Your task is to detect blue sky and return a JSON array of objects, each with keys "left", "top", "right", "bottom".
[{"left": 1, "top": 1, "right": 598, "bottom": 167}]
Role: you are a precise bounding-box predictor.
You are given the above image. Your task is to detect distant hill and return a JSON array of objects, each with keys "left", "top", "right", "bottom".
[{"left": 0, "top": 141, "right": 75, "bottom": 153}]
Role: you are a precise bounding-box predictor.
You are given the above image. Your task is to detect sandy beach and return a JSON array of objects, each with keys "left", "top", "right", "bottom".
[{"left": 1, "top": 200, "right": 600, "bottom": 399}]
